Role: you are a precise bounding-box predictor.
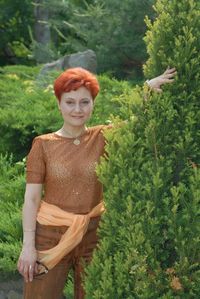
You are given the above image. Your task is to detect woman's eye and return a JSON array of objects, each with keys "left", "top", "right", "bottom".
[
  {"left": 66, "top": 101, "right": 73, "bottom": 104},
  {"left": 82, "top": 101, "right": 89, "bottom": 105}
]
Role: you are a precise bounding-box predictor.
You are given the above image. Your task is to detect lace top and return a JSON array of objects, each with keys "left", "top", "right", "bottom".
[{"left": 26, "top": 125, "right": 109, "bottom": 214}]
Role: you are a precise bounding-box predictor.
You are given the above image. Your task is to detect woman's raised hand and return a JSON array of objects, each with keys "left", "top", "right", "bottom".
[{"left": 147, "top": 67, "right": 177, "bottom": 92}]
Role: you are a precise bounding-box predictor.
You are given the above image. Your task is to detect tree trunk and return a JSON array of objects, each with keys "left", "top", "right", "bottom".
[{"left": 34, "top": 0, "right": 51, "bottom": 63}]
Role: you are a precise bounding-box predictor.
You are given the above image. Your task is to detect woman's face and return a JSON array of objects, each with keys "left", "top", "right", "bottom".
[{"left": 58, "top": 86, "right": 94, "bottom": 127}]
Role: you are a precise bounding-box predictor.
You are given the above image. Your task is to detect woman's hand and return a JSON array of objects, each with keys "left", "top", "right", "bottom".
[
  {"left": 17, "top": 245, "right": 38, "bottom": 282},
  {"left": 147, "top": 67, "right": 177, "bottom": 92}
]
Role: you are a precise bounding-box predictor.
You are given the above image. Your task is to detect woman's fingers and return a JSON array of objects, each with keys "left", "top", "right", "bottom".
[
  {"left": 164, "top": 67, "right": 176, "bottom": 74},
  {"left": 23, "top": 264, "right": 29, "bottom": 282},
  {"left": 18, "top": 259, "right": 29, "bottom": 282},
  {"left": 28, "top": 263, "right": 35, "bottom": 282},
  {"left": 157, "top": 78, "right": 174, "bottom": 91},
  {"left": 161, "top": 77, "right": 175, "bottom": 83},
  {"left": 17, "top": 258, "right": 36, "bottom": 282},
  {"left": 17, "top": 259, "right": 24, "bottom": 275},
  {"left": 163, "top": 72, "right": 177, "bottom": 79}
]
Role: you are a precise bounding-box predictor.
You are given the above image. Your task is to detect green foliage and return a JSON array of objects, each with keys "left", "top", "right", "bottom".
[
  {"left": 0, "top": 65, "right": 134, "bottom": 161},
  {"left": 0, "top": 65, "right": 59, "bottom": 161},
  {"left": 0, "top": 155, "right": 25, "bottom": 279},
  {"left": 30, "top": 0, "right": 77, "bottom": 63},
  {"left": 0, "top": 64, "right": 139, "bottom": 282},
  {"left": 63, "top": 270, "right": 74, "bottom": 299},
  {"left": 25, "top": 0, "right": 154, "bottom": 79},
  {"left": 0, "top": 0, "right": 153, "bottom": 79},
  {"left": 84, "top": 0, "right": 200, "bottom": 297},
  {"left": 0, "top": 0, "right": 34, "bottom": 65},
  {"left": 69, "top": 0, "right": 154, "bottom": 79}
]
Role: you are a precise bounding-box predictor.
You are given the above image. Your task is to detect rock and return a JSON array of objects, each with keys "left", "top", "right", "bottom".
[
  {"left": 39, "top": 49, "right": 97, "bottom": 79},
  {"left": 0, "top": 290, "right": 6, "bottom": 299},
  {"left": 7, "top": 290, "right": 22, "bottom": 299},
  {"left": 0, "top": 278, "right": 23, "bottom": 299}
]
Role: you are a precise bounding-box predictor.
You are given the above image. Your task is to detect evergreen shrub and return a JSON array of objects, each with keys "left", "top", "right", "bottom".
[{"left": 84, "top": 0, "right": 200, "bottom": 298}]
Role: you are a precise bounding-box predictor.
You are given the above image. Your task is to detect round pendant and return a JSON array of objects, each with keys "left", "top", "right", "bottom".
[{"left": 73, "top": 139, "right": 80, "bottom": 145}]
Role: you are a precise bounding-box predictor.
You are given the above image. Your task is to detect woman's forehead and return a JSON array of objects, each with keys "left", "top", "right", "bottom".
[{"left": 61, "top": 86, "right": 92, "bottom": 99}]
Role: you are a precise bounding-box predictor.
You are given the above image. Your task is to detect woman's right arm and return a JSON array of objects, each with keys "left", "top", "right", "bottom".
[{"left": 17, "top": 183, "right": 43, "bottom": 282}]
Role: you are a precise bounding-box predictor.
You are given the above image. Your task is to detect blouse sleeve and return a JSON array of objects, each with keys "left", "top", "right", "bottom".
[
  {"left": 102, "top": 123, "right": 114, "bottom": 131},
  {"left": 26, "top": 137, "right": 46, "bottom": 184}
]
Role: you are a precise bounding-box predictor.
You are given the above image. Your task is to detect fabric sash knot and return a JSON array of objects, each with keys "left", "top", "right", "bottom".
[{"left": 36, "top": 200, "right": 105, "bottom": 270}]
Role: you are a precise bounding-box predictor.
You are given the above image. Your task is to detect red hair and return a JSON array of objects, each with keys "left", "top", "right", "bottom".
[{"left": 54, "top": 67, "right": 100, "bottom": 101}]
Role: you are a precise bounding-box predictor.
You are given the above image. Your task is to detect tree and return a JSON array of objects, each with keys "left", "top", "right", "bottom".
[
  {"left": 84, "top": 0, "right": 200, "bottom": 297},
  {"left": 69, "top": 0, "right": 155, "bottom": 79},
  {"left": 0, "top": 0, "right": 89, "bottom": 65},
  {"left": 33, "top": 0, "right": 51, "bottom": 63},
  {"left": 0, "top": 0, "right": 33, "bottom": 65},
  {"left": 31, "top": 0, "right": 75, "bottom": 63},
  {"left": 30, "top": 0, "right": 154, "bottom": 76},
  {"left": 0, "top": 0, "right": 154, "bottom": 75}
]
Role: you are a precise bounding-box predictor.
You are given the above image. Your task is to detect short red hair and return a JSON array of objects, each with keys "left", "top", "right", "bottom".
[{"left": 54, "top": 67, "right": 100, "bottom": 101}]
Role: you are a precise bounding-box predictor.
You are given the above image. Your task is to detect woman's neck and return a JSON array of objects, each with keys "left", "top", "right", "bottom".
[{"left": 60, "top": 124, "right": 87, "bottom": 138}]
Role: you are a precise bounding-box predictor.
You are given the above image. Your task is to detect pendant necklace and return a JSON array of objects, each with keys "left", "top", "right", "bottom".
[
  {"left": 73, "top": 138, "right": 81, "bottom": 145},
  {"left": 62, "top": 127, "right": 87, "bottom": 145}
]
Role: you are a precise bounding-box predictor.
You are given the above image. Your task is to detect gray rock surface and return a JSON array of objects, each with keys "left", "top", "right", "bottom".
[
  {"left": 39, "top": 49, "right": 97, "bottom": 76},
  {"left": 0, "top": 277, "right": 67, "bottom": 298},
  {"left": 0, "top": 290, "right": 6, "bottom": 299},
  {"left": 7, "top": 290, "right": 22, "bottom": 299},
  {"left": 0, "top": 279, "right": 23, "bottom": 299}
]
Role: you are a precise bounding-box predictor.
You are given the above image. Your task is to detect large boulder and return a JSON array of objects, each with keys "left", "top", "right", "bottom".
[{"left": 39, "top": 49, "right": 97, "bottom": 76}]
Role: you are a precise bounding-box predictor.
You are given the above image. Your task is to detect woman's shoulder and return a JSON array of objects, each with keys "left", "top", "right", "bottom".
[
  {"left": 89, "top": 124, "right": 113, "bottom": 134},
  {"left": 32, "top": 132, "right": 56, "bottom": 144}
]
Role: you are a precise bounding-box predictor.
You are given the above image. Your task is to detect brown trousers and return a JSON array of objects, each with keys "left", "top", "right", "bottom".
[{"left": 23, "top": 217, "right": 100, "bottom": 299}]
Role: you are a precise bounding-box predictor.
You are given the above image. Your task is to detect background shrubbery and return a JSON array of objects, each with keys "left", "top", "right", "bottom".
[
  {"left": 69, "top": 0, "right": 154, "bottom": 78},
  {"left": 0, "top": 0, "right": 155, "bottom": 79},
  {"left": 0, "top": 65, "right": 135, "bottom": 161},
  {"left": 0, "top": 64, "right": 136, "bottom": 283},
  {"left": 0, "top": 155, "right": 25, "bottom": 279}
]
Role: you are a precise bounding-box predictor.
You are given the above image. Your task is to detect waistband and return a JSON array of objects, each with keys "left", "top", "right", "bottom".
[{"left": 36, "top": 200, "right": 105, "bottom": 271}]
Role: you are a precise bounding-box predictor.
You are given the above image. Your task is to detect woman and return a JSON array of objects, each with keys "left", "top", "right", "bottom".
[{"left": 17, "top": 67, "right": 176, "bottom": 299}]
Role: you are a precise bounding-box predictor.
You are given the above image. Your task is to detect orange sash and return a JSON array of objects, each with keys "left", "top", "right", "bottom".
[{"left": 36, "top": 201, "right": 105, "bottom": 270}]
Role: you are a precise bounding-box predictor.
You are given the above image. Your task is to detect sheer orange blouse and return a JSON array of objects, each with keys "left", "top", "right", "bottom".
[{"left": 26, "top": 125, "right": 109, "bottom": 214}]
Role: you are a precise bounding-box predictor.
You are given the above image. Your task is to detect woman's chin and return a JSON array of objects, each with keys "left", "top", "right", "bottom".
[{"left": 67, "top": 118, "right": 87, "bottom": 127}]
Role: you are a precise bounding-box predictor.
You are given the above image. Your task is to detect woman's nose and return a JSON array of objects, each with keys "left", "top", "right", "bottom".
[{"left": 74, "top": 104, "right": 82, "bottom": 112}]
